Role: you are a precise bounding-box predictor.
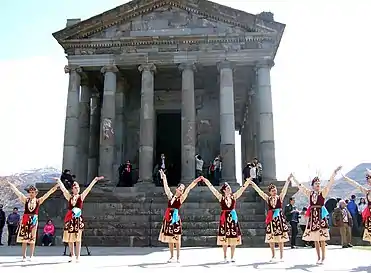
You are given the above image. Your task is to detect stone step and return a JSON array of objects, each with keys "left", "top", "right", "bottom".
[
  {"left": 83, "top": 213, "right": 266, "bottom": 223},
  {"left": 81, "top": 235, "right": 268, "bottom": 247},
  {"left": 82, "top": 227, "right": 267, "bottom": 237},
  {"left": 79, "top": 201, "right": 264, "bottom": 210}
]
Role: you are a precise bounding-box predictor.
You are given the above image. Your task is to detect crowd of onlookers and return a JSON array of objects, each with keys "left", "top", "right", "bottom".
[{"left": 0, "top": 204, "right": 55, "bottom": 247}]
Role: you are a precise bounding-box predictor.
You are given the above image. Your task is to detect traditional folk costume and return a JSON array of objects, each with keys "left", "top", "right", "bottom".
[
  {"left": 302, "top": 191, "right": 330, "bottom": 242},
  {"left": 6, "top": 184, "right": 57, "bottom": 245},
  {"left": 57, "top": 179, "right": 101, "bottom": 244},
  {"left": 158, "top": 197, "right": 183, "bottom": 244},
  {"left": 251, "top": 181, "right": 290, "bottom": 243},
  {"left": 203, "top": 179, "right": 250, "bottom": 246},
  {"left": 158, "top": 178, "right": 197, "bottom": 244},
  {"left": 294, "top": 176, "right": 336, "bottom": 242},
  {"left": 342, "top": 174, "right": 371, "bottom": 242},
  {"left": 63, "top": 195, "right": 84, "bottom": 243},
  {"left": 17, "top": 198, "right": 40, "bottom": 244}
]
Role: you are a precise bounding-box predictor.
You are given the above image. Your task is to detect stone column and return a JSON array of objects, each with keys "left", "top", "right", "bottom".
[
  {"left": 87, "top": 91, "right": 100, "bottom": 183},
  {"left": 114, "top": 77, "right": 126, "bottom": 181},
  {"left": 138, "top": 64, "right": 156, "bottom": 183},
  {"left": 256, "top": 60, "right": 276, "bottom": 180},
  {"left": 218, "top": 61, "right": 237, "bottom": 183},
  {"left": 99, "top": 65, "right": 118, "bottom": 183},
  {"left": 77, "top": 80, "right": 91, "bottom": 185},
  {"left": 62, "top": 65, "right": 82, "bottom": 173},
  {"left": 179, "top": 62, "right": 196, "bottom": 183}
]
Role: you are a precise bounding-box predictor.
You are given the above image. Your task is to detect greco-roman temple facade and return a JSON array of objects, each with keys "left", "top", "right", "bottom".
[{"left": 53, "top": 0, "right": 285, "bottom": 186}]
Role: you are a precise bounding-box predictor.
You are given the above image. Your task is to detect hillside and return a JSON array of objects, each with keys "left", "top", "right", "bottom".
[
  {"left": 294, "top": 163, "right": 371, "bottom": 209},
  {"left": 0, "top": 167, "right": 60, "bottom": 211}
]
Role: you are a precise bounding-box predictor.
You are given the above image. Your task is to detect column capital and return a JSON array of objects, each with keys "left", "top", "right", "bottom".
[
  {"left": 64, "top": 65, "right": 82, "bottom": 74},
  {"left": 178, "top": 62, "right": 196, "bottom": 72},
  {"left": 101, "top": 65, "right": 119, "bottom": 74},
  {"left": 256, "top": 59, "right": 275, "bottom": 68},
  {"left": 217, "top": 60, "right": 235, "bottom": 71},
  {"left": 138, "top": 63, "right": 156, "bottom": 73}
]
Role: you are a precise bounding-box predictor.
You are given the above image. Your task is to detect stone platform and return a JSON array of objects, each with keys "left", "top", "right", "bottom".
[
  {"left": 0, "top": 246, "right": 370, "bottom": 273},
  {"left": 36, "top": 181, "right": 298, "bottom": 247}
]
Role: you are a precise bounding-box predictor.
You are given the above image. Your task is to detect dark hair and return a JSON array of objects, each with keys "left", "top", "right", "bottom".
[
  {"left": 302, "top": 207, "right": 307, "bottom": 211},
  {"left": 268, "top": 184, "right": 276, "bottom": 192},
  {"left": 366, "top": 174, "right": 371, "bottom": 179},
  {"left": 289, "top": 197, "right": 295, "bottom": 201},
  {"left": 25, "top": 185, "right": 38, "bottom": 193},
  {"left": 196, "top": 155, "right": 202, "bottom": 160},
  {"left": 351, "top": 195, "right": 356, "bottom": 199},
  {"left": 311, "top": 177, "right": 320, "bottom": 186},
  {"left": 13, "top": 207, "right": 18, "bottom": 210},
  {"left": 359, "top": 197, "right": 366, "bottom": 205},
  {"left": 220, "top": 183, "right": 230, "bottom": 195}
]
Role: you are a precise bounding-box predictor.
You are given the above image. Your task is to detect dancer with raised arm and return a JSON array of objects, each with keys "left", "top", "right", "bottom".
[
  {"left": 249, "top": 175, "right": 292, "bottom": 262},
  {"left": 5, "top": 181, "right": 58, "bottom": 261},
  {"left": 292, "top": 166, "right": 342, "bottom": 265},
  {"left": 202, "top": 176, "right": 251, "bottom": 263},
  {"left": 55, "top": 176, "right": 104, "bottom": 263},
  {"left": 342, "top": 169, "right": 371, "bottom": 243},
  {"left": 158, "top": 170, "right": 200, "bottom": 263}
]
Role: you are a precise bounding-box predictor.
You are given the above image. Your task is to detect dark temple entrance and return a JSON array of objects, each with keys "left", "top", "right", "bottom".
[{"left": 155, "top": 112, "right": 181, "bottom": 186}]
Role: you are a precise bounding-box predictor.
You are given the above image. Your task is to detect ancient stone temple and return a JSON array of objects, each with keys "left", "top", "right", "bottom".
[
  {"left": 53, "top": 0, "right": 285, "bottom": 186},
  {"left": 43, "top": 0, "right": 293, "bottom": 247}
]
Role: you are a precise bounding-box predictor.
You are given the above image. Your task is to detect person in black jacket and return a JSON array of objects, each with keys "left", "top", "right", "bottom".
[{"left": 0, "top": 204, "right": 5, "bottom": 245}]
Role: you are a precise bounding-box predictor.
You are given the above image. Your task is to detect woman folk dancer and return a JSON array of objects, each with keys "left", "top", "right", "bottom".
[
  {"left": 249, "top": 175, "right": 291, "bottom": 262},
  {"left": 158, "top": 170, "right": 200, "bottom": 263},
  {"left": 292, "top": 166, "right": 342, "bottom": 264},
  {"left": 342, "top": 169, "right": 371, "bottom": 243},
  {"left": 55, "top": 176, "right": 104, "bottom": 262},
  {"left": 5, "top": 181, "right": 58, "bottom": 261},
  {"left": 202, "top": 176, "right": 251, "bottom": 263}
]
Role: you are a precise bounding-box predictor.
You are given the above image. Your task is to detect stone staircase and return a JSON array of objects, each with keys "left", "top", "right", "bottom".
[{"left": 36, "top": 181, "right": 298, "bottom": 247}]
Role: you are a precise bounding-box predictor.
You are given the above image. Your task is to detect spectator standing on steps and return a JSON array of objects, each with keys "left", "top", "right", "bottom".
[
  {"left": 0, "top": 204, "right": 5, "bottom": 245},
  {"left": 195, "top": 154, "right": 204, "bottom": 177},
  {"left": 252, "top": 157, "right": 263, "bottom": 185},
  {"left": 6, "top": 207, "right": 20, "bottom": 246},
  {"left": 284, "top": 197, "right": 300, "bottom": 248},
  {"left": 333, "top": 199, "right": 353, "bottom": 248}
]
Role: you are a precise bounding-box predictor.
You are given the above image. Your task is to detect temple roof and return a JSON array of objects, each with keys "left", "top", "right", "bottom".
[{"left": 53, "top": 0, "right": 285, "bottom": 46}]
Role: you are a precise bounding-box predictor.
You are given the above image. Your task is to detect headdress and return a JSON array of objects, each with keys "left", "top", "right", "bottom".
[
  {"left": 220, "top": 182, "right": 230, "bottom": 194},
  {"left": 25, "top": 185, "right": 38, "bottom": 193},
  {"left": 366, "top": 173, "right": 371, "bottom": 179},
  {"left": 268, "top": 183, "right": 276, "bottom": 191},
  {"left": 311, "top": 177, "right": 320, "bottom": 186}
]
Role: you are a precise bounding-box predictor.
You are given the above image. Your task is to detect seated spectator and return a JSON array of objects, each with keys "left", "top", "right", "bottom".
[{"left": 42, "top": 219, "right": 55, "bottom": 246}]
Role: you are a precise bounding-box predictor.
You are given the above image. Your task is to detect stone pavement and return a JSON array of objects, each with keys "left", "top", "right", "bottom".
[{"left": 0, "top": 246, "right": 370, "bottom": 272}]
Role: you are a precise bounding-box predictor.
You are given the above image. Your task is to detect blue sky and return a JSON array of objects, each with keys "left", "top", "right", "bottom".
[{"left": 1, "top": 0, "right": 370, "bottom": 182}]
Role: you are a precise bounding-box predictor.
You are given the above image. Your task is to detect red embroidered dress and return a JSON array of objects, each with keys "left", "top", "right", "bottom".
[
  {"left": 63, "top": 195, "right": 85, "bottom": 243},
  {"left": 265, "top": 196, "right": 289, "bottom": 243},
  {"left": 217, "top": 196, "right": 242, "bottom": 246},
  {"left": 17, "top": 198, "right": 40, "bottom": 244},
  {"left": 159, "top": 197, "right": 182, "bottom": 244},
  {"left": 302, "top": 191, "right": 330, "bottom": 242}
]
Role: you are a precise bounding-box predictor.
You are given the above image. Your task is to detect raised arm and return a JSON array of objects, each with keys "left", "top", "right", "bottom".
[
  {"left": 54, "top": 178, "right": 71, "bottom": 200},
  {"left": 322, "top": 166, "right": 342, "bottom": 198},
  {"left": 38, "top": 184, "right": 59, "bottom": 204},
  {"left": 160, "top": 170, "right": 173, "bottom": 200},
  {"left": 81, "top": 176, "right": 104, "bottom": 201},
  {"left": 341, "top": 174, "right": 368, "bottom": 194},
  {"left": 279, "top": 174, "right": 293, "bottom": 200},
  {"left": 180, "top": 177, "right": 201, "bottom": 203},
  {"left": 5, "top": 180, "right": 27, "bottom": 204},
  {"left": 202, "top": 177, "right": 222, "bottom": 202},
  {"left": 292, "top": 175, "right": 311, "bottom": 197},
  {"left": 233, "top": 178, "right": 252, "bottom": 199},
  {"left": 250, "top": 181, "right": 268, "bottom": 201}
]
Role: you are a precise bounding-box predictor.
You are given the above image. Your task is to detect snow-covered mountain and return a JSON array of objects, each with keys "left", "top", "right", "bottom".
[
  {"left": 294, "top": 163, "right": 371, "bottom": 209},
  {"left": 0, "top": 167, "right": 60, "bottom": 211}
]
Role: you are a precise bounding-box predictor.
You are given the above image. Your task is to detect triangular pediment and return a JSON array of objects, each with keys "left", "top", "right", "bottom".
[{"left": 53, "top": 0, "right": 284, "bottom": 42}]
